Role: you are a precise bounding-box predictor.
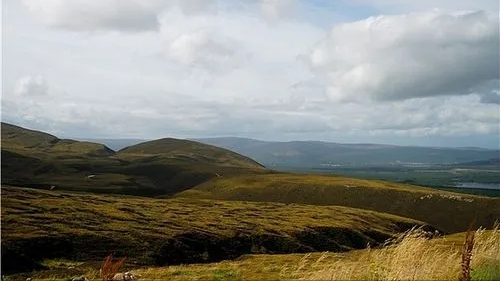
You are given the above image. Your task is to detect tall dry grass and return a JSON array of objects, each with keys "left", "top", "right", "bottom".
[
  {"left": 99, "top": 254, "right": 126, "bottom": 281},
  {"left": 295, "top": 225, "right": 499, "bottom": 281}
]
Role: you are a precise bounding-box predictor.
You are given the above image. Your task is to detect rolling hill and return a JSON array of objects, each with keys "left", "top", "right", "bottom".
[
  {"left": 1, "top": 122, "right": 115, "bottom": 157},
  {"left": 3, "top": 122, "right": 499, "bottom": 235},
  {"left": 1, "top": 186, "right": 432, "bottom": 274},
  {"left": 175, "top": 173, "right": 500, "bottom": 233},
  {"left": 117, "top": 137, "right": 264, "bottom": 169},
  {"left": 1, "top": 122, "right": 266, "bottom": 196}
]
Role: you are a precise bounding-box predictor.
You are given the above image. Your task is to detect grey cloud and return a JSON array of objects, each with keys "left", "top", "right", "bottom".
[
  {"left": 14, "top": 75, "right": 49, "bottom": 97},
  {"left": 20, "top": 0, "right": 272, "bottom": 32},
  {"left": 303, "top": 10, "right": 500, "bottom": 102},
  {"left": 4, "top": 83, "right": 499, "bottom": 140},
  {"left": 178, "top": 0, "right": 219, "bottom": 15},
  {"left": 480, "top": 91, "right": 500, "bottom": 105},
  {"left": 21, "top": 0, "right": 167, "bottom": 31}
]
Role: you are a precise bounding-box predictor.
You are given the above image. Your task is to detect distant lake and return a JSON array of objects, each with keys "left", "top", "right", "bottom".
[{"left": 455, "top": 182, "right": 500, "bottom": 190}]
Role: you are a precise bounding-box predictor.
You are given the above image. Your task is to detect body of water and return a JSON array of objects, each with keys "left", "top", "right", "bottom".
[{"left": 455, "top": 182, "right": 500, "bottom": 190}]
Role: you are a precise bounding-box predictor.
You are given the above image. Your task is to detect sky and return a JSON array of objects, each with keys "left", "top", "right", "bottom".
[{"left": 2, "top": 0, "right": 500, "bottom": 148}]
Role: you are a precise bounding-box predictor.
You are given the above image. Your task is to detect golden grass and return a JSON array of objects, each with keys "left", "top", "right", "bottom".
[
  {"left": 177, "top": 174, "right": 500, "bottom": 233},
  {"left": 295, "top": 226, "right": 500, "bottom": 281},
  {"left": 9, "top": 228, "right": 499, "bottom": 281},
  {"left": 3, "top": 185, "right": 428, "bottom": 278},
  {"left": 2, "top": 186, "right": 420, "bottom": 242}
]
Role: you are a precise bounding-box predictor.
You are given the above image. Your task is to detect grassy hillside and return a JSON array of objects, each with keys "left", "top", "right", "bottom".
[
  {"left": 1, "top": 122, "right": 266, "bottom": 196},
  {"left": 1, "top": 186, "right": 431, "bottom": 275},
  {"left": 7, "top": 227, "right": 499, "bottom": 281},
  {"left": 1, "top": 122, "right": 114, "bottom": 157},
  {"left": 176, "top": 173, "right": 500, "bottom": 233},
  {"left": 118, "top": 138, "right": 264, "bottom": 169}
]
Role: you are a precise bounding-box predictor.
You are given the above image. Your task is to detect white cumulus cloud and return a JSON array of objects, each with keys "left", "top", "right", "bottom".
[{"left": 302, "top": 10, "right": 500, "bottom": 102}]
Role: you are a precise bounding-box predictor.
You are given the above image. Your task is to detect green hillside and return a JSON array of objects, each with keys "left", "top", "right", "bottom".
[
  {"left": 1, "top": 186, "right": 431, "bottom": 274},
  {"left": 1, "top": 122, "right": 266, "bottom": 196},
  {"left": 176, "top": 173, "right": 500, "bottom": 233},
  {"left": 118, "top": 138, "right": 264, "bottom": 169},
  {"left": 1, "top": 122, "right": 114, "bottom": 157}
]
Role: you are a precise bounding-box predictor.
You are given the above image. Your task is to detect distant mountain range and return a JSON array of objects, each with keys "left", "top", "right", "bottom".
[
  {"left": 192, "top": 137, "right": 499, "bottom": 169},
  {"left": 81, "top": 136, "right": 499, "bottom": 169}
]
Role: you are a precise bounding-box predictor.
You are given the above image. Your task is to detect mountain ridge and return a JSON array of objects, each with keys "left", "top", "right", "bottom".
[
  {"left": 192, "top": 137, "right": 499, "bottom": 167},
  {"left": 1, "top": 122, "right": 266, "bottom": 196}
]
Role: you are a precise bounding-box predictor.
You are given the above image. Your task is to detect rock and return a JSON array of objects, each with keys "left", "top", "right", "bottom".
[
  {"left": 112, "top": 272, "right": 137, "bottom": 281},
  {"left": 68, "top": 275, "right": 89, "bottom": 281}
]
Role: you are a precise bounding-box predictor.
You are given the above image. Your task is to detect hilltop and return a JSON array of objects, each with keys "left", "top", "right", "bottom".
[
  {"left": 117, "top": 137, "right": 263, "bottom": 169},
  {"left": 1, "top": 122, "right": 266, "bottom": 196},
  {"left": 1, "top": 122, "right": 114, "bottom": 157}
]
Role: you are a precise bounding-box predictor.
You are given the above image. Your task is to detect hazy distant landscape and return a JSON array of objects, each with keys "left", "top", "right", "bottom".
[{"left": 82, "top": 137, "right": 500, "bottom": 197}]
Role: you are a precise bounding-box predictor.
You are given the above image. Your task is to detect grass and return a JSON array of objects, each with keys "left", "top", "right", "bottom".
[
  {"left": 117, "top": 137, "right": 264, "bottom": 169},
  {"left": 1, "top": 122, "right": 267, "bottom": 197},
  {"left": 471, "top": 264, "right": 500, "bottom": 281},
  {"left": 4, "top": 122, "right": 498, "bottom": 235},
  {"left": 176, "top": 174, "right": 500, "bottom": 233},
  {"left": 295, "top": 226, "right": 500, "bottom": 281},
  {"left": 12, "top": 227, "right": 498, "bottom": 281},
  {"left": 3, "top": 122, "right": 499, "bottom": 281},
  {"left": 2, "top": 186, "right": 428, "bottom": 275}
]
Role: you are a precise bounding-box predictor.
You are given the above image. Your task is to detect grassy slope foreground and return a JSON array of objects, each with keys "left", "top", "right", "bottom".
[
  {"left": 177, "top": 174, "right": 500, "bottom": 233},
  {"left": 121, "top": 227, "right": 500, "bottom": 281},
  {"left": 1, "top": 122, "right": 266, "bottom": 196},
  {"left": 1, "top": 186, "right": 433, "bottom": 275},
  {"left": 7, "top": 228, "right": 499, "bottom": 281}
]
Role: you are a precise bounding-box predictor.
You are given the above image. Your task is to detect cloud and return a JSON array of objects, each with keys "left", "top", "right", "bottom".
[
  {"left": 257, "top": 0, "right": 297, "bottom": 20},
  {"left": 21, "top": 0, "right": 167, "bottom": 31},
  {"left": 161, "top": 27, "right": 252, "bottom": 75},
  {"left": 3, "top": 75, "right": 498, "bottom": 142},
  {"left": 20, "top": 0, "right": 294, "bottom": 32},
  {"left": 177, "top": 0, "right": 218, "bottom": 15},
  {"left": 302, "top": 10, "right": 500, "bottom": 102},
  {"left": 480, "top": 91, "right": 500, "bottom": 105},
  {"left": 351, "top": 0, "right": 499, "bottom": 13},
  {"left": 14, "top": 75, "right": 49, "bottom": 97},
  {"left": 155, "top": 6, "right": 321, "bottom": 76},
  {"left": 6, "top": 1, "right": 500, "bottom": 148}
]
